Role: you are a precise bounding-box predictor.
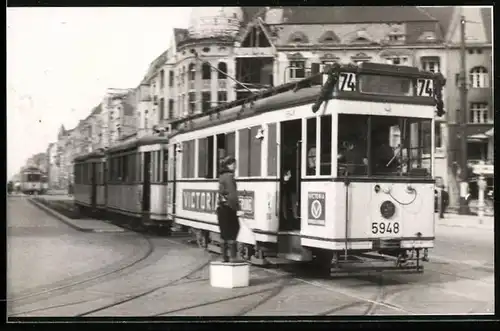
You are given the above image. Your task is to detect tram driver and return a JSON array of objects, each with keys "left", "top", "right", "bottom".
[
  {"left": 337, "top": 135, "right": 368, "bottom": 176},
  {"left": 371, "top": 129, "right": 400, "bottom": 174}
]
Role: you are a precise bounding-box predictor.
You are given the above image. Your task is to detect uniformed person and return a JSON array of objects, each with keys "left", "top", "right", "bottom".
[{"left": 217, "top": 156, "right": 241, "bottom": 262}]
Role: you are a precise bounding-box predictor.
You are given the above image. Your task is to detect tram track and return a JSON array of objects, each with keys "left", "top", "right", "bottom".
[
  {"left": 10, "top": 212, "right": 490, "bottom": 317},
  {"left": 8, "top": 234, "right": 156, "bottom": 316}
]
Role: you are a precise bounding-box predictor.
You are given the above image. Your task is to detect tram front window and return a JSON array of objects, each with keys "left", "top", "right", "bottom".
[
  {"left": 27, "top": 174, "right": 41, "bottom": 182},
  {"left": 338, "top": 115, "right": 432, "bottom": 177},
  {"left": 337, "top": 114, "right": 369, "bottom": 176}
]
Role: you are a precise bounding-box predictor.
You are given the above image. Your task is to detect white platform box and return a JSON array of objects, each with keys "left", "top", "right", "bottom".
[{"left": 210, "top": 261, "right": 250, "bottom": 288}]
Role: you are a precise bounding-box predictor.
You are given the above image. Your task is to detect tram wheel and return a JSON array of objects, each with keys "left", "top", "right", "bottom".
[{"left": 238, "top": 243, "right": 254, "bottom": 261}]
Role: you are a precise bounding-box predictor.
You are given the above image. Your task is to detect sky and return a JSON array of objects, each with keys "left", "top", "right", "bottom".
[{"left": 7, "top": 7, "right": 192, "bottom": 180}]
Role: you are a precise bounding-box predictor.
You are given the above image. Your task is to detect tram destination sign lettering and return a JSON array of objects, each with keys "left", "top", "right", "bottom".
[{"left": 182, "top": 189, "right": 255, "bottom": 219}]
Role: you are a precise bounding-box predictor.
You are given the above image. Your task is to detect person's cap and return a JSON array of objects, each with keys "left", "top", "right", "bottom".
[{"left": 222, "top": 155, "right": 236, "bottom": 167}]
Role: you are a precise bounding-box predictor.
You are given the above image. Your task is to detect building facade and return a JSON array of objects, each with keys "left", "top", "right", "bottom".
[
  {"left": 40, "top": 6, "right": 492, "bottom": 200},
  {"left": 422, "top": 6, "right": 493, "bottom": 207}
]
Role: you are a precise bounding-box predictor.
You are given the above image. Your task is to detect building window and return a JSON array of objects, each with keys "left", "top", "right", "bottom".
[
  {"left": 388, "top": 34, "right": 405, "bottom": 42},
  {"left": 421, "top": 57, "right": 441, "bottom": 73},
  {"left": 469, "top": 102, "right": 489, "bottom": 124},
  {"left": 385, "top": 56, "right": 407, "bottom": 65},
  {"left": 217, "top": 91, "right": 227, "bottom": 104},
  {"left": 169, "top": 70, "right": 174, "bottom": 87},
  {"left": 469, "top": 67, "right": 488, "bottom": 88},
  {"left": 202, "top": 91, "right": 211, "bottom": 112},
  {"left": 218, "top": 62, "right": 227, "bottom": 80},
  {"left": 289, "top": 61, "right": 305, "bottom": 79},
  {"left": 189, "top": 63, "right": 196, "bottom": 81},
  {"left": 160, "top": 69, "right": 165, "bottom": 88},
  {"left": 202, "top": 62, "right": 211, "bottom": 80},
  {"left": 168, "top": 99, "right": 174, "bottom": 119},
  {"left": 188, "top": 92, "right": 196, "bottom": 114},
  {"left": 159, "top": 98, "right": 165, "bottom": 120},
  {"left": 468, "top": 48, "right": 483, "bottom": 55}
]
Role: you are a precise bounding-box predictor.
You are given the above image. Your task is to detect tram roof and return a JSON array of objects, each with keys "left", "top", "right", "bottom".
[
  {"left": 73, "top": 149, "right": 106, "bottom": 162},
  {"left": 170, "top": 62, "right": 444, "bottom": 135},
  {"left": 21, "top": 166, "right": 42, "bottom": 173},
  {"left": 105, "top": 134, "right": 170, "bottom": 154}
]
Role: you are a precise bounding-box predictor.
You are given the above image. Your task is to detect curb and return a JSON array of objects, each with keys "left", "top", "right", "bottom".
[
  {"left": 28, "top": 198, "right": 125, "bottom": 233},
  {"left": 436, "top": 221, "right": 494, "bottom": 230}
]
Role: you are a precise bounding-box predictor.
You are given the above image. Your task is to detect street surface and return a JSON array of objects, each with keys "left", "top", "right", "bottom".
[{"left": 7, "top": 196, "right": 494, "bottom": 317}]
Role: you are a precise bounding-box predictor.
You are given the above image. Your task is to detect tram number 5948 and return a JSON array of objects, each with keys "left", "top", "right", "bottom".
[{"left": 371, "top": 222, "right": 400, "bottom": 234}]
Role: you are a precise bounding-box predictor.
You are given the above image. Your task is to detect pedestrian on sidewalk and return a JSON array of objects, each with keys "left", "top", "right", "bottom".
[{"left": 217, "top": 156, "right": 241, "bottom": 263}]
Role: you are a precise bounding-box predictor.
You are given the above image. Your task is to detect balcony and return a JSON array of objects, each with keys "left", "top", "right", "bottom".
[{"left": 189, "top": 81, "right": 195, "bottom": 90}]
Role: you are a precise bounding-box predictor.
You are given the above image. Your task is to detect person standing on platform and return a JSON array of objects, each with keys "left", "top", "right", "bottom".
[{"left": 217, "top": 156, "right": 241, "bottom": 262}]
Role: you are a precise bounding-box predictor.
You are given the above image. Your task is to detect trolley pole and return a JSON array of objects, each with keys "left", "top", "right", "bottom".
[{"left": 458, "top": 15, "right": 470, "bottom": 215}]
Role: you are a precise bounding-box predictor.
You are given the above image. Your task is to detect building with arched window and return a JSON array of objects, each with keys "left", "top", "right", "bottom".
[
  {"left": 140, "top": 6, "right": 447, "bottom": 126},
  {"left": 46, "top": 6, "right": 493, "bottom": 202},
  {"left": 421, "top": 5, "right": 493, "bottom": 208}
]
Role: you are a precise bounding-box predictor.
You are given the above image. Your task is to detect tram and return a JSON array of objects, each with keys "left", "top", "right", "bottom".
[
  {"left": 73, "top": 133, "right": 172, "bottom": 231},
  {"left": 73, "top": 149, "right": 107, "bottom": 215},
  {"left": 167, "top": 62, "right": 445, "bottom": 272},
  {"left": 20, "top": 166, "right": 44, "bottom": 195},
  {"left": 41, "top": 173, "right": 49, "bottom": 194}
]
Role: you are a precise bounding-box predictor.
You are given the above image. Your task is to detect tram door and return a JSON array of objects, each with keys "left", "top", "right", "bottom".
[
  {"left": 91, "top": 162, "right": 97, "bottom": 209},
  {"left": 142, "top": 152, "right": 151, "bottom": 213},
  {"left": 279, "top": 119, "right": 302, "bottom": 231}
]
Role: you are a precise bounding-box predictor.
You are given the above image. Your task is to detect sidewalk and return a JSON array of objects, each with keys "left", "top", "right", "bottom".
[
  {"left": 28, "top": 198, "right": 126, "bottom": 233},
  {"left": 436, "top": 212, "right": 494, "bottom": 230}
]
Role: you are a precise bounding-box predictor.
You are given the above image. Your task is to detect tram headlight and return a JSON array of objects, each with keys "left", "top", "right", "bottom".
[{"left": 380, "top": 200, "right": 396, "bottom": 219}]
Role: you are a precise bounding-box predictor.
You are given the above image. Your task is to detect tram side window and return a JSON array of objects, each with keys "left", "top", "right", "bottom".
[
  {"left": 182, "top": 140, "right": 195, "bottom": 178},
  {"left": 237, "top": 127, "right": 261, "bottom": 177},
  {"left": 306, "top": 118, "right": 317, "bottom": 176},
  {"left": 267, "top": 123, "right": 278, "bottom": 176},
  {"left": 115, "top": 157, "right": 120, "bottom": 182},
  {"left": 198, "top": 136, "right": 214, "bottom": 178},
  {"left": 216, "top": 132, "right": 235, "bottom": 175},
  {"left": 320, "top": 115, "right": 332, "bottom": 175},
  {"left": 250, "top": 126, "right": 262, "bottom": 177},
  {"left": 337, "top": 114, "right": 369, "bottom": 176},
  {"left": 163, "top": 149, "right": 169, "bottom": 183},
  {"left": 136, "top": 153, "right": 142, "bottom": 182},
  {"left": 156, "top": 151, "right": 162, "bottom": 182}
]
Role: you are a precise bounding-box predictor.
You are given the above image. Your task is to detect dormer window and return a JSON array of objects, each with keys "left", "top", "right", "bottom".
[
  {"left": 288, "top": 31, "right": 309, "bottom": 44},
  {"left": 417, "top": 31, "right": 437, "bottom": 42},
  {"left": 388, "top": 34, "right": 405, "bottom": 42},
  {"left": 318, "top": 31, "right": 340, "bottom": 44}
]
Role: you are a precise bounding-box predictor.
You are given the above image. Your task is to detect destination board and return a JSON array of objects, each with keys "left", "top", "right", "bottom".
[{"left": 182, "top": 189, "right": 255, "bottom": 219}]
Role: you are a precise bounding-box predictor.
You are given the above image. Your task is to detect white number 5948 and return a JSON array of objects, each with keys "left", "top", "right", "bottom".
[{"left": 372, "top": 222, "right": 400, "bottom": 235}]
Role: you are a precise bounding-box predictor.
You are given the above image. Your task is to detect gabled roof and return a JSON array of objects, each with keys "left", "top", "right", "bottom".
[
  {"left": 420, "top": 6, "right": 492, "bottom": 44},
  {"left": 277, "top": 6, "right": 437, "bottom": 24}
]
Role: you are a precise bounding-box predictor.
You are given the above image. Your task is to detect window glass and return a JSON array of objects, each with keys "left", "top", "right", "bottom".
[
  {"left": 267, "top": 123, "right": 277, "bottom": 176},
  {"left": 249, "top": 126, "right": 262, "bottom": 177},
  {"left": 238, "top": 129, "right": 250, "bottom": 177},
  {"left": 306, "top": 118, "right": 317, "bottom": 175},
  {"left": 319, "top": 115, "right": 332, "bottom": 175}
]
